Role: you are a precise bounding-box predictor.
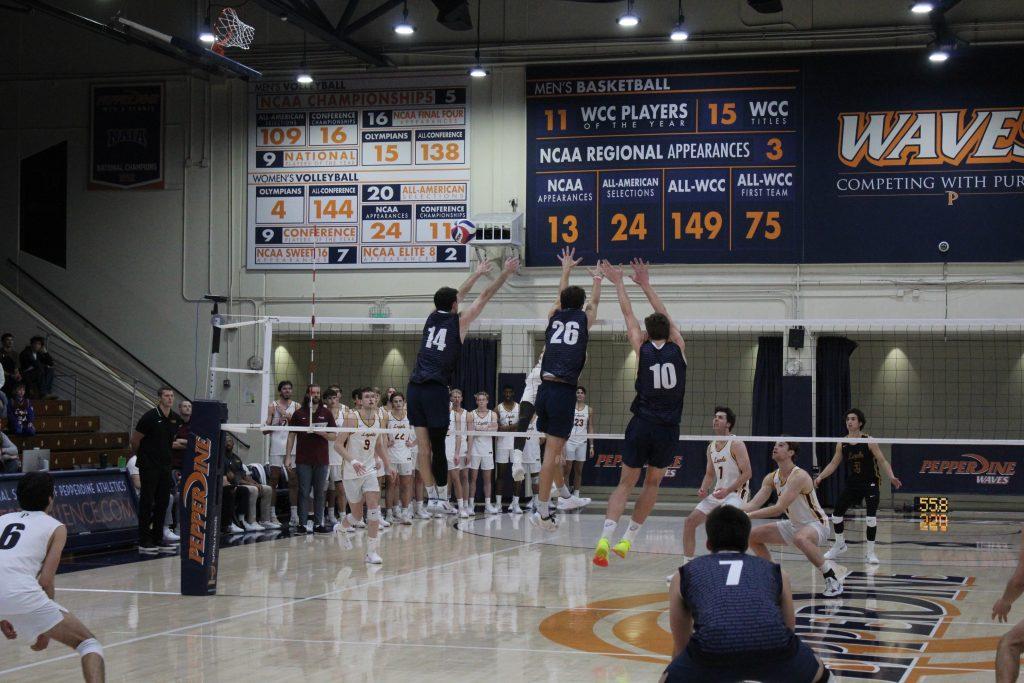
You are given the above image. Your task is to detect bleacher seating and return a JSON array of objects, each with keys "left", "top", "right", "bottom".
[{"left": 5, "top": 399, "right": 130, "bottom": 470}]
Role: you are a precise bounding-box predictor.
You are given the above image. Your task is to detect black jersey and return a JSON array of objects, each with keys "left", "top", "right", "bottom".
[
  {"left": 679, "top": 553, "right": 797, "bottom": 663},
  {"left": 631, "top": 340, "right": 686, "bottom": 426},
  {"left": 540, "top": 308, "right": 589, "bottom": 385},
  {"left": 842, "top": 440, "right": 880, "bottom": 486},
  {"left": 410, "top": 310, "right": 462, "bottom": 386}
]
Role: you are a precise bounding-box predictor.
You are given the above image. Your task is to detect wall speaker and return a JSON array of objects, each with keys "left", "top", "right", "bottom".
[{"left": 788, "top": 326, "right": 805, "bottom": 350}]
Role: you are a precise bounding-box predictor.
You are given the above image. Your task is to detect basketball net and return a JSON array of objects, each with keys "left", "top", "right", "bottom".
[{"left": 212, "top": 8, "right": 255, "bottom": 56}]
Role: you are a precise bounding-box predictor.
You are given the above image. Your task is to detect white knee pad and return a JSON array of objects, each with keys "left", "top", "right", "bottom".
[
  {"left": 77, "top": 638, "right": 103, "bottom": 658},
  {"left": 831, "top": 515, "right": 844, "bottom": 525},
  {"left": 865, "top": 516, "right": 878, "bottom": 527},
  {"left": 366, "top": 507, "right": 381, "bottom": 523}
]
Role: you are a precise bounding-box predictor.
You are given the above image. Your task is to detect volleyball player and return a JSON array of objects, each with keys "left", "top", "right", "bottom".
[
  {"left": 445, "top": 388, "right": 470, "bottom": 517},
  {"left": 518, "top": 414, "right": 544, "bottom": 511},
  {"left": 264, "top": 380, "right": 301, "bottom": 527},
  {"left": 593, "top": 259, "right": 686, "bottom": 565},
  {"left": 468, "top": 391, "right": 499, "bottom": 514},
  {"left": 495, "top": 386, "right": 519, "bottom": 513},
  {"left": 562, "top": 386, "right": 594, "bottom": 507},
  {"left": 681, "top": 406, "right": 751, "bottom": 564},
  {"left": 0, "top": 472, "right": 105, "bottom": 682},
  {"left": 323, "top": 387, "right": 345, "bottom": 527},
  {"left": 744, "top": 440, "right": 845, "bottom": 597},
  {"left": 531, "top": 248, "right": 602, "bottom": 531},
  {"left": 386, "top": 393, "right": 416, "bottom": 524},
  {"left": 814, "top": 408, "right": 902, "bottom": 564},
  {"left": 407, "top": 258, "right": 518, "bottom": 519},
  {"left": 335, "top": 387, "right": 394, "bottom": 564}
]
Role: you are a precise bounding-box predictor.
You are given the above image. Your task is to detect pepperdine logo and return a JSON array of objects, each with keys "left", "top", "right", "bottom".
[
  {"left": 183, "top": 436, "right": 212, "bottom": 564},
  {"left": 837, "top": 108, "right": 1024, "bottom": 167},
  {"left": 919, "top": 453, "right": 1016, "bottom": 485}
]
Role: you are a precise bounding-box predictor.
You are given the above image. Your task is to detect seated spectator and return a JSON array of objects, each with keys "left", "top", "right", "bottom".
[
  {"left": 224, "top": 435, "right": 280, "bottom": 531},
  {"left": 0, "top": 334, "right": 20, "bottom": 402},
  {"left": 7, "top": 384, "right": 35, "bottom": 436},
  {"left": 0, "top": 431, "right": 19, "bottom": 473},
  {"left": 661, "top": 505, "right": 827, "bottom": 683},
  {"left": 19, "top": 336, "right": 55, "bottom": 399}
]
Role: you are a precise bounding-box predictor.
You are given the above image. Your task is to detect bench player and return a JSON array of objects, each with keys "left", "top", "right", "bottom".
[
  {"left": 407, "top": 258, "right": 518, "bottom": 518},
  {"left": 0, "top": 472, "right": 105, "bottom": 682},
  {"left": 814, "top": 408, "right": 902, "bottom": 564},
  {"left": 744, "top": 440, "right": 846, "bottom": 597},
  {"left": 593, "top": 259, "right": 686, "bottom": 565},
  {"left": 562, "top": 386, "right": 594, "bottom": 508},
  {"left": 446, "top": 389, "right": 470, "bottom": 517},
  {"left": 386, "top": 392, "right": 416, "bottom": 525},
  {"left": 467, "top": 391, "right": 499, "bottom": 514},
  {"left": 495, "top": 386, "right": 519, "bottom": 513},
  {"left": 263, "top": 380, "right": 301, "bottom": 528},
  {"left": 680, "top": 406, "right": 751, "bottom": 564}
]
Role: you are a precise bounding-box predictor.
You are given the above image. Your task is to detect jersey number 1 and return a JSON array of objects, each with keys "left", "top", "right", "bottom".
[
  {"left": 425, "top": 326, "right": 448, "bottom": 351},
  {"left": 0, "top": 522, "right": 25, "bottom": 550},
  {"left": 649, "top": 363, "right": 677, "bottom": 389}
]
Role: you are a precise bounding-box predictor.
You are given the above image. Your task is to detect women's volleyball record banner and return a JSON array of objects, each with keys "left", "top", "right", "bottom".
[
  {"left": 247, "top": 76, "right": 471, "bottom": 270},
  {"left": 526, "top": 49, "right": 1024, "bottom": 265}
]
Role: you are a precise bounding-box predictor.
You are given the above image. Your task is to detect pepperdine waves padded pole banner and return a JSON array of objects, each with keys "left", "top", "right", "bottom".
[
  {"left": 248, "top": 75, "right": 471, "bottom": 270},
  {"left": 180, "top": 400, "right": 226, "bottom": 596},
  {"left": 892, "top": 443, "right": 1024, "bottom": 495},
  {"left": 89, "top": 83, "right": 164, "bottom": 190},
  {"left": 526, "top": 47, "right": 1024, "bottom": 265}
]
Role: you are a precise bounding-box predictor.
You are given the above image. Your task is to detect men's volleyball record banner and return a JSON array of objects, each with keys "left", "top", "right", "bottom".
[
  {"left": 247, "top": 76, "right": 470, "bottom": 269},
  {"left": 180, "top": 400, "right": 226, "bottom": 596},
  {"left": 892, "top": 444, "right": 1024, "bottom": 495},
  {"left": 526, "top": 48, "right": 1024, "bottom": 264}
]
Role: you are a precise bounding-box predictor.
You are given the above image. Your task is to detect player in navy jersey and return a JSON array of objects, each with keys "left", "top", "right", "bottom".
[
  {"left": 661, "top": 505, "right": 827, "bottom": 683},
  {"left": 407, "top": 257, "right": 518, "bottom": 515},
  {"left": 530, "top": 248, "right": 603, "bottom": 531},
  {"left": 593, "top": 259, "right": 687, "bottom": 564}
]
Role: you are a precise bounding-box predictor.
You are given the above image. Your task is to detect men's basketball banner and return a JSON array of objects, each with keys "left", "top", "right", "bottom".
[
  {"left": 89, "top": 83, "right": 164, "bottom": 190},
  {"left": 892, "top": 443, "right": 1024, "bottom": 495},
  {"left": 180, "top": 400, "right": 226, "bottom": 596}
]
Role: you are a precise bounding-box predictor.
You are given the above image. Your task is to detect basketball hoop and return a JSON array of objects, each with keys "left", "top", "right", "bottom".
[{"left": 212, "top": 7, "right": 255, "bottom": 55}]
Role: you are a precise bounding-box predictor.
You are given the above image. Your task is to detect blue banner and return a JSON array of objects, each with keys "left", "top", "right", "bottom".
[
  {"left": 180, "top": 400, "right": 226, "bottom": 596},
  {"left": 891, "top": 443, "right": 1024, "bottom": 495},
  {"left": 90, "top": 83, "right": 164, "bottom": 190}
]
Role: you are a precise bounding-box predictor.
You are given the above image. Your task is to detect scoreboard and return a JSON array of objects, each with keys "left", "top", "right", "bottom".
[{"left": 247, "top": 76, "right": 471, "bottom": 269}]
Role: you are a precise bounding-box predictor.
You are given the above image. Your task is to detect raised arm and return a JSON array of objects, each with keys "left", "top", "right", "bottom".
[
  {"left": 813, "top": 443, "right": 844, "bottom": 487},
  {"left": 869, "top": 441, "right": 902, "bottom": 488},
  {"left": 584, "top": 265, "right": 604, "bottom": 330},
  {"left": 548, "top": 247, "right": 582, "bottom": 318},
  {"left": 747, "top": 470, "right": 809, "bottom": 519},
  {"left": 742, "top": 473, "right": 775, "bottom": 512},
  {"left": 456, "top": 260, "right": 494, "bottom": 303},
  {"left": 600, "top": 261, "right": 644, "bottom": 353},
  {"left": 459, "top": 257, "right": 519, "bottom": 336},
  {"left": 630, "top": 259, "right": 685, "bottom": 352}
]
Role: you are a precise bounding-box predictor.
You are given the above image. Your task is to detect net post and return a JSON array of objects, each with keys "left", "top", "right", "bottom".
[
  {"left": 180, "top": 400, "right": 226, "bottom": 596},
  {"left": 259, "top": 319, "right": 274, "bottom": 435}
]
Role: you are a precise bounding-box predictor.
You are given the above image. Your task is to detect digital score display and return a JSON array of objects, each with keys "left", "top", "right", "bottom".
[
  {"left": 526, "top": 66, "right": 800, "bottom": 265},
  {"left": 914, "top": 496, "right": 950, "bottom": 533}
]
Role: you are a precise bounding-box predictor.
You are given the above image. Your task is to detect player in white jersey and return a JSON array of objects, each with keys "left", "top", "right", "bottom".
[
  {"left": 495, "top": 386, "right": 520, "bottom": 513},
  {"left": 682, "top": 406, "right": 751, "bottom": 563},
  {"left": 335, "top": 388, "right": 395, "bottom": 564},
  {"left": 323, "top": 387, "right": 346, "bottom": 527},
  {"left": 263, "top": 380, "right": 301, "bottom": 527},
  {"left": 518, "top": 414, "right": 544, "bottom": 510},
  {"left": 744, "top": 440, "right": 845, "bottom": 597},
  {"left": 562, "top": 387, "right": 594, "bottom": 504},
  {"left": 468, "top": 392, "right": 500, "bottom": 514},
  {"left": 0, "top": 473, "right": 105, "bottom": 681},
  {"left": 386, "top": 393, "right": 416, "bottom": 524},
  {"left": 445, "top": 389, "right": 470, "bottom": 517}
]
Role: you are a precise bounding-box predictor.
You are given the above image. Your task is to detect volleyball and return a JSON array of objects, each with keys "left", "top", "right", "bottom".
[{"left": 451, "top": 219, "right": 477, "bottom": 244}]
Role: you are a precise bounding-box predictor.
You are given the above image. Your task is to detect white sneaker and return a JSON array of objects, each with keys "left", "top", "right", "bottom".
[
  {"left": 415, "top": 506, "right": 432, "bottom": 520},
  {"left": 824, "top": 540, "right": 848, "bottom": 560},
  {"left": 823, "top": 576, "right": 844, "bottom": 597},
  {"left": 485, "top": 503, "right": 500, "bottom": 515},
  {"left": 575, "top": 495, "right": 592, "bottom": 507},
  {"left": 530, "top": 510, "right": 558, "bottom": 531},
  {"left": 435, "top": 500, "right": 456, "bottom": 517},
  {"left": 162, "top": 528, "right": 180, "bottom": 542},
  {"left": 556, "top": 495, "right": 585, "bottom": 511},
  {"left": 508, "top": 502, "right": 523, "bottom": 515},
  {"left": 365, "top": 552, "right": 383, "bottom": 565},
  {"left": 380, "top": 518, "right": 392, "bottom": 529},
  {"left": 288, "top": 515, "right": 300, "bottom": 528},
  {"left": 243, "top": 521, "right": 262, "bottom": 532},
  {"left": 354, "top": 519, "right": 367, "bottom": 529},
  {"left": 327, "top": 513, "right": 339, "bottom": 526},
  {"left": 227, "top": 523, "right": 244, "bottom": 534},
  {"left": 385, "top": 510, "right": 395, "bottom": 523},
  {"left": 865, "top": 548, "right": 880, "bottom": 564},
  {"left": 261, "top": 519, "right": 282, "bottom": 529}
]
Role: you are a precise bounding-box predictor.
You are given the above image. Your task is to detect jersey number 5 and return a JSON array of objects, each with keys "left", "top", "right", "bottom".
[
  {"left": 719, "top": 559, "right": 743, "bottom": 585},
  {"left": 550, "top": 320, "right": 579, "bottom": 345},
  {"left": 425, "top": 326, "right": 448, "bottom": 351},
  {"left": 0, "top": 522, "right": 25, "bottom": 550}
]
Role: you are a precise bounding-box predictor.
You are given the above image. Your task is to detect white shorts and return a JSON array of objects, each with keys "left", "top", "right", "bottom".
[
  {"left": 343, "top": 473, "right": 380, "bottom": 503},
  {"left": 470, "top": 453, "right": 494, "bottom": 470},
  {"left": 0, "top": 592, "right": 67, "bottom": 642},
  {"left": 777, "top": 519, "right": 829, "bottom": 547},
  {"left": 522, "top": 379, "right": 540, "bottom": 405},
  {"left": 564, "top": 441, "right": 587, "bottom": 462},
  {"left": 269, "top": 452, "right": 286, "bottom": 467},
  {"left": 694, "top": 492, "right": 746, "bottom": 516},
  {"left": 496, "top": 448, "right": 512, "bottom": 464},
  {"left": 390, "top": 459, "right": 414, "bottom": 477},
  {"left": 327, "top": 465, "right": 343, "bottom": 485},
  {"left": 523, "top": 460, "right": 541, "bottom": 474}
]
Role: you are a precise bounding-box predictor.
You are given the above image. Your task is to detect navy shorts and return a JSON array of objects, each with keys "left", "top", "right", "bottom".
[
  {"left": 406, "top": 381, "right": 450, "bottom": 429},
  {"left": 621, "top": 415, "right": 678, "bottom": 470},
  {"left": 663, "top": 640, "right": 820, "bottom": 683},
  {"left": 535, "top": 381, "right": 577, "bottom": 440}
]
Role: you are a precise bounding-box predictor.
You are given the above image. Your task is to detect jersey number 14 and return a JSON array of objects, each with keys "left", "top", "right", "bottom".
[{"left": 425, "top": 326, "right": 448, "bottom": 351}]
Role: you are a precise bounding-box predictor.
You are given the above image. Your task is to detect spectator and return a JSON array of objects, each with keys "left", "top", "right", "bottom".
[
  {"left": 0, "top": 333, "right": 20, "bottom": 401},
  {"left": 0, "top": 431, "right": 19, "bottom": 473},
  {"left": 19, "top": 336, "right": 55, "bottom": 399},
  {"left": 7, "top": 383, "right": 35, "bottom": 436},
  {"left": 284, "top": 385, "right": 336, "bottom": 534},
  {"left": 223, "top": 434, "right": 280, "bottom": 530},
  {"left": 661, "top": 505, "right": 826, "bottom": 683},
  {"left": 130, "top": 387, "right": 182, "bottom": 555}
]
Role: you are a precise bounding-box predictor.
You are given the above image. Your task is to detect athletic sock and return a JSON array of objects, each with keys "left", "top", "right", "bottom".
[
  {"left": 600, "top": 518, "right": 617, "bottom": 542},
  {"left": 866, "top": 540, "right": 876, "bottom": 553},
  {"left": 820, "top": 560, "right": 837, "bottom": 580},
  {"left": 574, "top": 489, "right": 581, "bottom": 498},
  {"left": 290, "top": 505, "right": 298, "bottom": 516},
  {"left": 511, "top": 496, "right": 519, "bottom": 507},
  {"left": 537, "top": 498, "right": 550, "bottom": 516},
  {"left": 427, "top": 485, "right": 438, "bottom": 501},
  {"left": 622, "top": 520, "right": 642, "bottom": 543},
  {"left": 558, "top": 484, "right": 571, "bottom": 498},
  {"left": 496, "top": 495, "right": 503, "bottom": 507},
  {"left": 368, "top": 537, "right": 380, "bottom": 553},
  {"left": 834, "top": 532, "right": 845, "bottom": 544},
  {"left": 437, "top": 485, "right": 448, "bottom": 501}
]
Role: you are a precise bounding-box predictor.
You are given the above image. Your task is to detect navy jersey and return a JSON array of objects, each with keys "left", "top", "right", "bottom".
[
  {"left": 631, "top": 340, "right": 686, "bottom": 426},
  {"left": 410, "top": 311, "right": 462, "bottom": 385},
  {"left": 540, "top": 308, "right": 589, "bottom": 384},
  {"left": 680, "top": 553, "right": 796, "bottom": 663},
  {"left": 842, "top": 440, "right": 880, "bottom": 486}
]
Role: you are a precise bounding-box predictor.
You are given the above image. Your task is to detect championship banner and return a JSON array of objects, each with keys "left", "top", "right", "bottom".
[
  {"left": 180, "top": 400, "right": 226, "bottom": 596},
  {"left": 891, "top": 443, "right": 1024, "bottom": 495},
  {"left": 89, "top": 83, "right": 164, "bottom": 190}
]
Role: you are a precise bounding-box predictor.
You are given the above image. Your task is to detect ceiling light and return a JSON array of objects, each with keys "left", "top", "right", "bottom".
[
  {"left": 670, "top": 1, "right": 687, "bottom": 41},
  {"left": 468, "top": 1, "right": 486, "bottom": 78},
  {"left": 618, "top": 0, "right": 639, "bottom": 27},
  {"left": 469, "top": 64, "right": 488, "bottom": 78},
  {"left": 393, "top": 2, "right": 415, "bottom": 35},
  {"left": 911, "top": 2, "right": 936, "bottom": 13},
  {"left": 296, "top": 72, "right": 313, "bottom": 84},
  {"left": 928, "top": 48, "right": 949, "bottom": 62},
  {"left": 198, "top": 27, "right": 216, "bottom": 44}
]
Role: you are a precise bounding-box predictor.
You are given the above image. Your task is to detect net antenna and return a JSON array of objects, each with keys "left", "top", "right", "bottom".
[{"left": 212, "top": 7, "right": 255, "bottom": 55}]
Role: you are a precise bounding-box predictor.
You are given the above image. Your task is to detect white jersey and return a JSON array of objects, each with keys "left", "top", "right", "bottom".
[
  {"left": 770, "top": 467, "right": 827, "bottom": 528},
  {"left": 446, "top": 410, "right": 468, "bottom": 454},
  {"left": 343, "top": 412, "right": 379, "bottom": 480},
  {"left": 709, "top": 438, "right": 747, "bottom": 499},
  {"left": 567, "top": 404, "right": 589, "bottom": 445},
  {"left": 521, "top": 415, "right": 542, "bottom": 463},
  {"left": 470, "top": 410, "right": 495, "bottom": 456},
  {"left": 267, "top": 399, "right": 301, "bottom": 456},
  {"left": 387, "top": 411, "right": 413, "bottom": 460},
  {"left": 496, "top": 403, "right": 519, "bottom": 451},
  {"left": 521, "top": 359, "right": 543, "bottom": 404},
  {"left": 0, "top": 510, "right": 62, "bottom": 596},
  {"left": 328, "top": 407, "right": 344, "bottom": 465}
]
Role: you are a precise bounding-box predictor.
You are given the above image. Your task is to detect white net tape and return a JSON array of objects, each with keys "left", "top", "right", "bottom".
[{"left": 215, "top": 7, "right": 255, "bottom": 50}]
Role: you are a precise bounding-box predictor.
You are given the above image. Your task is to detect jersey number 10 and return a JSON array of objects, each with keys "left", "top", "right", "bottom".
[{"left": 649, "top": 363, "right": 678, "bottom": 389}]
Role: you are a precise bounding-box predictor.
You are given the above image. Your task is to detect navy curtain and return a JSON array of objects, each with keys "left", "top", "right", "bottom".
[
  {"left": 750, "top": 336, "right": 784, "bottom": 488},
  {"left": 452, "top": 338, "right": 498, "bottom": 410},
  {"left": 815, "top": 336, "right": 858, "bottom": 507}
]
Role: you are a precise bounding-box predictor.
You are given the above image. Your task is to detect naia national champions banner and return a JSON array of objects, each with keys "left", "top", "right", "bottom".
[{"left": 526, "top": 47, "right": 1024, "bottom": 265}]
